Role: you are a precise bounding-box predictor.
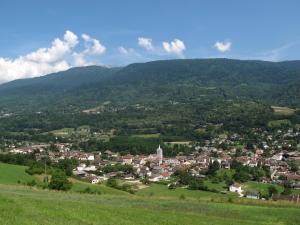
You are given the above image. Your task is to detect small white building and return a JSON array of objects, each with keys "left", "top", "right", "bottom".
[
  {"left": 229, "top": 183, "right": 243, "bottom": 195},
  {"left": 87, "top": 154, "right": 95, "bottom": 161},
  {"left": 87, "top": 176, "right": 100, "bottom": 184}
]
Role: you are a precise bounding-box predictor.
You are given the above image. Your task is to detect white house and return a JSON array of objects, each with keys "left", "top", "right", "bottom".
[
  {"left": 85, "top": 165, "right": 97, "bottom": 171},
  {"left": 87, "top": 176, "right": 100, "bottom": 184},
  {"left": 229, "top": 183, "right": 243, "bottom": 195},
  {"left": 87, "top": 154, "right": 95, "bottom": 161},
  {"left": 77, "top": 163, "right": 87, "bottom": 171}
]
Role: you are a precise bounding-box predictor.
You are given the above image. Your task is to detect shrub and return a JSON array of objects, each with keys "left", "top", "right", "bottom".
[
  {"left": 27, "top": 180, "right": 36, "bottom": 187},
  {"left": 48, "top": 171, "right": 72, "bottom": 191},
  {"left": 179, "top": 194, "right": 185, "bottom": 200}
]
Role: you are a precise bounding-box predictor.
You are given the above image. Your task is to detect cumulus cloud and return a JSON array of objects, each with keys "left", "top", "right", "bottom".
[
  {"left": 82, "top": 34, "right": 106, "bottom": 55},
  {"left": 138, "top": 37, "right": 153, "bottom": 50},
  {"left": 162, "top": 39, "right": 186, "bottom": 56},
  {"left": 73, "top": 52, "right": 87, "bottom": 67},
  {"left": 214, "top": 41, "right": 232, "bottom": 53},
  {"left": 0, "top": 31, "right": 107, "bottom": 83},
  {"left": 0, "top": 30, "right": 79, "bottom": 83}
]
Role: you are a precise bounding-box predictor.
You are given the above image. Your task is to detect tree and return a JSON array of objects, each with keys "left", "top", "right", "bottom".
[
  {"left": 207, "top": 161, "right": 220, "bottom": 176},
  {"left": 282, "top": 187, "right": 292, "bottom": 195},
  {"left": 106, "top": 178, "right": 118, "bottom": 188},
  {"left": 174, "top": 170, "right": 193, "bottom": 185},
  {"left": 141, "top": 176, "right": 150, "bottom": 185},
  {"left": 49, "top": 171, "right": 72, "bottom": 191},
  {"left": 267, "top": 185, "right": 278, "bottom": 198},
  {"left": 168, "top": 183, "right": 176, "bottom": 190},
  {"left": 188, "top": 178, "right": 206, "bottom": 190},
  {"left": 58, "top": 158, "right": 78, "bottom": 176},
  {"left": 289, "top": 160, "right": 299, "bottom": 173},
  {"left": 233, "top": 170, "right": 250, "bottom": 182}
]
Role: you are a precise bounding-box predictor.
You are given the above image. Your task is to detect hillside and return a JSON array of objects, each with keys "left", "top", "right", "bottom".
[
  {"left": 0, "top": 183, "right": 299, "bottom": 225},
  {"left": 0, "top": 163, "right": 33, "bottom": 185},
  {"left": 0, "top": 59, "right": 300, "bottom": 112},
  {"left": 0, "top": 58, "right": 300, "bottom": 146}
]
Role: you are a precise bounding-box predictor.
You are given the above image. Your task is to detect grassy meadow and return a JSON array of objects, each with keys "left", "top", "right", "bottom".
[
  {"left": 0, "top": 163, "right": 33, "bottom": 185},
  {"left": 0, "top": 163, "right": 300, "bottom": 224},
  {"left": 0, "top": 184, "right": 300, "bottom": 225}
]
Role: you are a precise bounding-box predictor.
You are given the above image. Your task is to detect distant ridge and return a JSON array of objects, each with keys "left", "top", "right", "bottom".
[{"left": 0, "top": 58, "right": 299, "bottom": 111}]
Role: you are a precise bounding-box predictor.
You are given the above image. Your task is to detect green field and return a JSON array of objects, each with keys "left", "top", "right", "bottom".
[
  {"left": 136, "top": 183, "right": 235, "bottom": 200},
  {"left": 131, "top": 133, "right": 161, "bottom": 138},
  {"left": 0, "top": 163, "right": 33, "bottom": 185},
  {"left": 0, "top": 184, "right": 299, "bottom": 225},
  {"left": 271, "top": 106, "right": 295, "bottom": 116},
  {"left": 268, "top": 119, "right": 292, "bottom": 128},
  {"left": 0, "top": 163, "right": 300, "bottom": 224},
  {"left": 244, "top": 181, "right": 284, "bottom": 196},
  {"left": 69, "top": 178, "right": 129, "bottom": 195}
]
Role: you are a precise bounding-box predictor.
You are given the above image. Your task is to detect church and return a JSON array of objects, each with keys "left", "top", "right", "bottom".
[{"left": 156, "top": 145, "right": 163, "bottom": 165}]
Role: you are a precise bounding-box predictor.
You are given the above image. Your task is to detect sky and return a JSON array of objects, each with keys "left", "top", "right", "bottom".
[{"left": 0, "top": 0, "right": 300, "bottom": 83}]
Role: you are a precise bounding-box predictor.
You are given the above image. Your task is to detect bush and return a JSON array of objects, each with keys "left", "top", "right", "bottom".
[
  {"left": 81, "top": 187, "right": 102, "bottom": 195},
  {"left": 26, "top": 180, "right": 36, "bottom": 187},
  {"left": 168, "top": 183, "right": 176, "bottom": 190},
  {"left": 179, "top": 194, "right": 185, "bottom": 200},
  {"left": 26, "top": 166, "right": 44, "bottom": 175},
  {"left": 48, "top": 171, "right": 72, "bottom": 191},
  {"left": 106, "top": 178, "right": 118, "bottom": 188}
]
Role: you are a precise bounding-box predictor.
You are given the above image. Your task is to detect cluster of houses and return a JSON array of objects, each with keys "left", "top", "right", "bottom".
[
  {"left": 6, "top": 127, "right": 300, "bottom": 196},
  {"left": 8, "top": 143, "right": 300, "bottom": 191}
]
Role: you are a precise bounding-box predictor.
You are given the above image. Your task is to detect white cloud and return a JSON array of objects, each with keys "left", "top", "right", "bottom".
[
  {"left": 0, "top": 30, "right": 79, "bottom": 83},
  {"left": 214, "top": 41, "right": 232, "bottom": 53},
  {"left": 82, "top": 34, "right": 106, "bottom": 55},
  {"left": 73, "top": 52, "right": 86, "bottom": 67},
  {"left": 138, "top": 37, "right": 153, "bottom": 50},
  {"left": 0, "top": 30, "right": 108, "bottom": 83},
  {"left": 162, "top": 39, "right": 186, "bottom": 56},
  {"left": 25, "top": 30, "right": 78, "bottom": 64},
  {"left": 118, "top": 46, "right": 135, "bottom": 55}
]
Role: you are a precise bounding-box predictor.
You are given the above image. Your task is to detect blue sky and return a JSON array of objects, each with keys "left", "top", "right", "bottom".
[{"left": 0, "top": 0, "right": 300, "bottom": 82}]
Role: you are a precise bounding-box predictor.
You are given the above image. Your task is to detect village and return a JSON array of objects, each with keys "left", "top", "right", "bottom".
[{"left": 4, "top": 126, "right": 300, "bottom": 201}]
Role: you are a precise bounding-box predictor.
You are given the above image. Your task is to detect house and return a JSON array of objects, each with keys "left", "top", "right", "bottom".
[
  {"left": 87, "top": 154, "right": 95, "bottom": 161},
  {"left": 122, "top": 155, "right": 133, "bottom": 165},
  {"left": 77, "top": 163, "right": 87, "bottom": 171},
  {"left": 9, "top": 147, "right": 33, "bottom": 154},
  {"left": 248, "top": 159, "right": 258, "bottom": 168},
  {"left": 86, "top": 176, "right": 100, "bottom": 184},
  {"left": 260, "top": 176, "right": 271, "bottom": 183},
  {"left": 123, "top": 173, "right": 135, "bottom": 180},
  {"left": 85, "top": 165, "right": 97, "bottom": 171},
  {"left": 245, "top": 190, "right": 260, "bottom": 199},
  {"left": 73, "top": 170, "right": 88, "bottom": 177},
  {"left": 229, "top": 183, "right": 243, "bottom": 195}
]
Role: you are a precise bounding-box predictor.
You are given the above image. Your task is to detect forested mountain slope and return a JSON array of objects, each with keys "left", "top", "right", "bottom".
[{"left": 0, "top": 58, "right": 300, "bottom": 112}]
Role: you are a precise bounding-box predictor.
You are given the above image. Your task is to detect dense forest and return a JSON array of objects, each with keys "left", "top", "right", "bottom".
[{"left": 0, "top": 58, "right": 300, "bottom": 153}]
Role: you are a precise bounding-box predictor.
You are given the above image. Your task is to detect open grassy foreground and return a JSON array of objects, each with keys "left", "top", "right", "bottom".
[
  {"left": 0, "top": 163, "right": 299, "bottom": 224},
  {"left": 0, "top": 184, "right": 299, "bottom": 225},
  {"left": 0, "top": 163, "right": 33, "bottom": 185}
]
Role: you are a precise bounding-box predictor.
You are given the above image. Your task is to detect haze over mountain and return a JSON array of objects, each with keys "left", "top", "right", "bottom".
[{"left": 0, "top": 58, "right": 300, "bottom": 113}]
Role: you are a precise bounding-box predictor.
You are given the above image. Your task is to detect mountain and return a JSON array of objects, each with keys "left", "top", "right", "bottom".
[{"left": 0, "top": 58, "right": 300, "bottom": 112}]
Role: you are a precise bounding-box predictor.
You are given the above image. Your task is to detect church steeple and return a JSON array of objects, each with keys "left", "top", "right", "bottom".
[{"left": 156, "top": 144, "right": 163, "bottom": 165}]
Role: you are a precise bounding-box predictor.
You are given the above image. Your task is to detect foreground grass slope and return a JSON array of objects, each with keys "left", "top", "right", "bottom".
[
  {"left": 0, "top": 184, "right": 299, "bottom": 225},
  {"left": 0, "top": 163, "right": 33, "bottom": 185}
]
